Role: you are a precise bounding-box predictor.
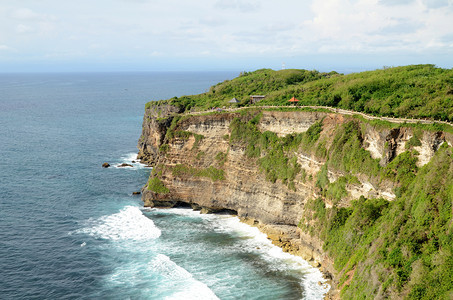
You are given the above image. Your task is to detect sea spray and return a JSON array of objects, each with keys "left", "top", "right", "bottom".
[
  {"left": 74, "top": 206, "right": 220, "bottom": 299},
  {"left": 75, "top": 206, "right": 161, "bottom": 241}
]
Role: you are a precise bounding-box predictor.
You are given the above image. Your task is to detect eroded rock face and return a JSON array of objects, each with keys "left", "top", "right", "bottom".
[
  {"left": 258, "top": 111, "right": 326, "bottom": 136},
  {"left": 140, "top": 110, "right": 323, "bottom": 226},
  {"left": 137, "top": 104, "right": 182, "bottom": 165},
  {"left": 361, "top": 125, "right": 452, "bottom": 167}
]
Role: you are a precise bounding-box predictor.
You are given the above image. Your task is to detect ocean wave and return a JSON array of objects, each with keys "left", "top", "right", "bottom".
[
  {"left": 75, "top": 206, "right": 161, "bottom": 241},
  {"left": 211, "top": 215, "right": 330, "bottom": 298},
  {"left": 150, "top": 254, "right": 219, "bottom": 300},
  {"left": 104, "top": 253, "right": 219, "bottom": 299},
  {"left": 112, "top": 152, "right": 148, "bottom": 170}
]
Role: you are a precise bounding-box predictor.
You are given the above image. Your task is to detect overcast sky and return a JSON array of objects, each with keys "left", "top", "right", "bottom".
[{"left": 0, "top": 0, "right": 452, "bottom": 72}]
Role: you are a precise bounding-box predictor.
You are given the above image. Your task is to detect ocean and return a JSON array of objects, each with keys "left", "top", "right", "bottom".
[{"left": 0, "top": 72, "right": 328, "bottom": 299}]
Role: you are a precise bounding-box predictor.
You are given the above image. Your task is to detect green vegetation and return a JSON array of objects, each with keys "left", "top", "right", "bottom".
[
  {"left": 262, "top": 64, "right": 453, "bottom": 122},
  {"left": 196, "top": 151, "right": 205, "bottom": 160},
  {"left": 328, "top": 121, "right": 381, "bottom": 177},
  {"left": 228, "top": 112, "right": 304, "bottom": 188},
  {"left": 149, "top": 69, "right": 335, "bottom": 111},
  {"left": 192, "top": 133, "right": 204, "bottom": 149},
  {"left": 173, "top": 130, "right": 193, "bottom": 140},
  {"left": 215, "top": 151, "right": 228, "bottom": 167},
  {"left": 146, "top": 65, "right": 453, "bottom": 122},
  {"left": 165, "top": 115, "right": 183, "bottom": 141},
  {"left": 382, "top": 151, "right": 418, "bottom": 196},
  {"left": 298, "top": 121, "right": 453, "bottom": 298},
  {"left": 159, "top": 144, "right": 169, "bottom": 154},
  {"left": 147, "top": 177, "right": 170, "bottom": 194},
  {"left": 303, "top": 120, "right": 323, "bottom": 144},
  {"left": 406, "top": 130, "right": 422, "bottom": 149}
]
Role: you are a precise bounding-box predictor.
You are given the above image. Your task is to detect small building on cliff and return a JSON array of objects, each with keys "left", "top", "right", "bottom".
[{"left": 250, "top": 95, "right": 266, "bottom": 104}]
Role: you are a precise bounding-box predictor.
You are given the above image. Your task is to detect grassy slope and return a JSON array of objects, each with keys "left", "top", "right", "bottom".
[
  {"left": 146, "top": 68, "right": 338, "bottom": 110},
  {"left": 299, "top": 120, "right": 453, "bottom": 299},
  {"left": 146, "top": 64, "right": 453, "bottom": 122}
]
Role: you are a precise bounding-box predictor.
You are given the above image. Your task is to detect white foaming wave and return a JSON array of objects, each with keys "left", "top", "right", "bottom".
[
  {"left": 211, "top": 216, "right": 330, "bottom": 298},
  {"left": 150, "top": 254, "right": 220, "bottom": 300},
  {"left": 76, "top": 206, "right": 161, "bottom": 241},
  {"left": 113, "top": 152, "right": 148, "bottom": 170}
]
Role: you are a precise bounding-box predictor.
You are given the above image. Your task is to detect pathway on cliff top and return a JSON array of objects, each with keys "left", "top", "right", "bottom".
[{"left": 184, "top": 105, "right": 453, "bottom": 128}]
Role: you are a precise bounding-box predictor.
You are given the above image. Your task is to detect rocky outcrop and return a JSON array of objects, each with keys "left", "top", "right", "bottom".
[
  {"left": 118, "top": 163, "right": 133, "bottom": 168},
  {"left": 137, "top": 105, "right": 453, "bottom": 296},
  {"left": 137, "top": 104, "right": 183, "bottom": 165}
]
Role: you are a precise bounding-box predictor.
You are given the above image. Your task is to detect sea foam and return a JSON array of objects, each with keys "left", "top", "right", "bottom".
[
  {"left": 113, "top": 152, "right": 148, "bottom": 170},
  {"left": 150, "top": 254, "right": 220, "bottom": 300},
  {"left": 213, "top": 215, "right": 330, "bottom": 298},
  {"left": 76, "top": 206, "right": 161, "bottom": 241}
]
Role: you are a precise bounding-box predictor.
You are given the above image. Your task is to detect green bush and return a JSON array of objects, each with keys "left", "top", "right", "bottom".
[
  {"left": 147, "top": 177, "right": 170, "bottom": 194},
  {"left": 215, "top": 151, "right": 228, "bottom": 166},
  {"left": 229, "top": 116, "right": 302, "bottom": 188},
  {"left": 304, "top": 120, "right": 323, "bottom": 144}
]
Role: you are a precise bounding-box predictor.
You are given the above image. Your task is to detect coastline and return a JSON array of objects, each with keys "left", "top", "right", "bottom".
[{"left": 238, "top": 216, "right": 337, "bottom": 299}]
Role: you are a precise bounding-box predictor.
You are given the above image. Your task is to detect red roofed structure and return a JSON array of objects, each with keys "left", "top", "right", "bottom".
[{"left": 288, "top": 97, "right": 299, "bottom": 104}]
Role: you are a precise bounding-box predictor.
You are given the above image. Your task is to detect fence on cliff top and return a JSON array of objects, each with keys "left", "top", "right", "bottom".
[{"left": 185, "top": 105, "right": 453, "bottom": 129}]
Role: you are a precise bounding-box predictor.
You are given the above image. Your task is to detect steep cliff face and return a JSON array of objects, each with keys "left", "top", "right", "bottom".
[
  {"left": 137, "top": 106, "right": 453, "bottom": 297},
  {"left": 137, "top": 104, "right": 182, "bottom": 165}
]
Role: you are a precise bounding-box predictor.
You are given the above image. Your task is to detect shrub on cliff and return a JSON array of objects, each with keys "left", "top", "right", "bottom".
[
  {"left": 147, "top": 177, "right": 170, "bottom": 194},
  {"left": 229, "top": 114, "right": 303, "bottom": 189}
]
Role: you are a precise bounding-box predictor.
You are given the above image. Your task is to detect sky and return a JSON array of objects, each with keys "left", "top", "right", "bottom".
[{"left": 0, "top": 0, "right": 452, "bottom": 73}]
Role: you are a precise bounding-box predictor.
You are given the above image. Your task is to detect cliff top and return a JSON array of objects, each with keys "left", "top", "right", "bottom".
[{"left": 145, "top": 64, "right": 453, "bottom": 123}]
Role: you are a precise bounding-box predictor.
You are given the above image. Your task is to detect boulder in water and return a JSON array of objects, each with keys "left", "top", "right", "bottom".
[{"left": 102, "top": 162, "right": 110, "bottom": 168}]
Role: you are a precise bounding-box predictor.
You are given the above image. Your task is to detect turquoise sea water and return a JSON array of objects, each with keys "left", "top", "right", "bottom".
[{"left": 0, "top": 72, "right": 328, "bottom": 299}]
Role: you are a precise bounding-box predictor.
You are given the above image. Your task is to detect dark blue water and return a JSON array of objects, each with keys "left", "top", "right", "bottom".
[{"left": 0, "top": 72, "right": 327, "bottom": 299}]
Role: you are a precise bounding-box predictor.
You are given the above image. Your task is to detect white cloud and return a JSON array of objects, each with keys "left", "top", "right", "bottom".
[
  {"left": 16, "top": 24, "right": 34, "bottom": 34},
  {"left": 379, "top": 0, "right": 415, "bottom": 6},
  {"left": 421, "top": 0, "right": 451, "bottom": 9},
  {"left": 300, "top": 0, "right": 453, "bottom": 54},
  {"left": 13, "top": 8, "right": 46, "bottom": 20},
  {"left": 0, "top": 0, "right": 451, "bottom": 71},
  {"left": 214, "top": 0, "right": 261, "bottom": 12},
  {"left": 12, "top": 7, "right": 57, "bottom": 24}
]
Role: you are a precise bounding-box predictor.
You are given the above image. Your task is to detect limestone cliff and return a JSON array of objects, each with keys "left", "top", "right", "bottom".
[{"left": 137, "top": 105, "right": 453, "bottom": 298}]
